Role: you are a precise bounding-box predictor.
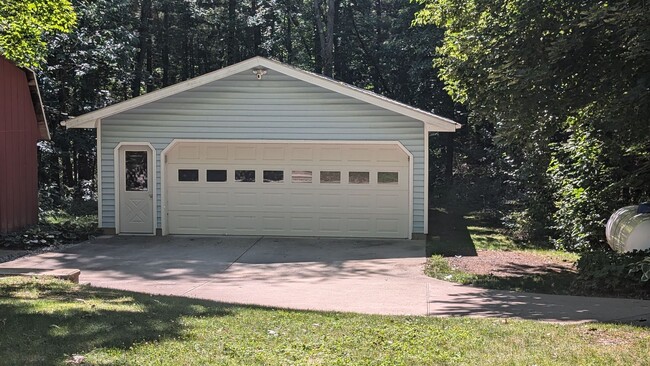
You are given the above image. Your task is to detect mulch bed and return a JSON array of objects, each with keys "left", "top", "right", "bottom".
[{"left": 446, "top": 250, "right": 576, "bottom": 278}]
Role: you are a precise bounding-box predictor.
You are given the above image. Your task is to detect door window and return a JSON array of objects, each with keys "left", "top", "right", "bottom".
[{"left": 125, "top": 151, "right": 148, "bottom": 191}]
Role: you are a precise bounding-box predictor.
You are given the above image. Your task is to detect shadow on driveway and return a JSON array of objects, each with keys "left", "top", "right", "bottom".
[
  {"left": 1, "top": 235, "right": 650, "bottom": 324},
  {"left": 0, "top": 235, "right": 425, "bottom": 285}
]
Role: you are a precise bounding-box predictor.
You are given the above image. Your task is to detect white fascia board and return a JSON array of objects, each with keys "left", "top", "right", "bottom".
[
  {"left": 260, "top": 58, "right": 460, "bottom": 131},
  {"left": 65, "top": 56, "right": 461, "bottom": 131}
]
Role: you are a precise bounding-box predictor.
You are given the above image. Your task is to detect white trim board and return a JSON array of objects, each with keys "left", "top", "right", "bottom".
[
  {"left": 113, "top": 142, "right": 157, "bottom": 235},
  {"left": 96, "top": 120, "right": 102, "bottom": 227},
  {"left": 160, "top": 139, "right": 414, "bottom": 239},
  {"left": 63, "top": 57, "right": 460, "bottom": 132},
  {"left": 424, "top": 125, "right": 430, "bottom": 235}
]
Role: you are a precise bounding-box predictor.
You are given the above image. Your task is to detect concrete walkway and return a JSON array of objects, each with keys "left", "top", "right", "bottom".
[{"left": 1, "top": 235, "right": 649, "bottom": 325}]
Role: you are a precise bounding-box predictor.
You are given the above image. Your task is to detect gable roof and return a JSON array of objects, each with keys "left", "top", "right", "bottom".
[
  {"left": 0, "top": 55, "right": 50, "bottom": 140},
  {"left": 63, "top": 56, "right": 460, "bottom": 131}
]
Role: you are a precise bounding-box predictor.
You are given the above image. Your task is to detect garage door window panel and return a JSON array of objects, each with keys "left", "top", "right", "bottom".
[
  {"left": 349, "top": 172, "right": 370, "bottom": 184},
  {"left": 320, "top": 171, "right": 340, "bottom": 184},
  {"left": 378, "top": 172, "right": 399, "bottom": 184},
  {"left": 207, "top": 169, "right": 227, "bottom": 182},
  {"left": 263, "top": 170, "right": 284, "bottom": 183},
  {"left": 291, "top": 170, "right": 312, "bottom": 183},
  {"left": 178, "top": 169, "right": 199, "bottom": 182},
  {"left": 235, "top": 170, "right": 256, "bottom": 183},
  {"left": 166, "top": 142, "right": 409, "bottom": 238}
]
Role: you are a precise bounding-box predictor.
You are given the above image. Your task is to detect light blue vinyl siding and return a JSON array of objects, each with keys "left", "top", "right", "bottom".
[{"left": 100, "top": 69, "right": 426, "bottom": 233}]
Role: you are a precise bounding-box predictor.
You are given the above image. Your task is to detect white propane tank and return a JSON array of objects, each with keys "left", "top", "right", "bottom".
[{"left": 605, "top": 203, "right": 650, "bottom": 253}]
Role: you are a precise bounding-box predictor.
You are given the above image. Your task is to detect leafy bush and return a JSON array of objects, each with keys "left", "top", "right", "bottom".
[
  {"left": 0, "top": 214, "right": 99, "bottom": 249},
  {"left": 39, "top": 183, "right": 97, "bottom": 216},
  {"left": 574, "top": 250, "right": 650, "bottom": 298},
  {"left": 547, "top": 114, "right": 614, "bottom": 251}
]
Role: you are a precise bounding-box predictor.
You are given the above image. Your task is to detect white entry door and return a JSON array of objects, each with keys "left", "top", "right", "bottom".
[
  {"left": 165, "top": 141, "right": 410, "bottom": 238},
  {"left": 118, "top": 145, "right": 154, "bottom": 234}
]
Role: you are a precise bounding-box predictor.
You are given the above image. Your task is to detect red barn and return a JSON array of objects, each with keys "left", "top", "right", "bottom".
[{"left": 0, "top": 55, "right": 50, "bottom": 233}]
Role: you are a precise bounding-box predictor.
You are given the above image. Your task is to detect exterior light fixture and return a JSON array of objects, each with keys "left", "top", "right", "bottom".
[{"left": 253, "top": 68, "right": 267, "bottom": 80}]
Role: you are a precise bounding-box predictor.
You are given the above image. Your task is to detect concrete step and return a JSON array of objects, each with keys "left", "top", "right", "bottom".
[{"left": 0, "top": 268, "right": 80, "bottom": 283}]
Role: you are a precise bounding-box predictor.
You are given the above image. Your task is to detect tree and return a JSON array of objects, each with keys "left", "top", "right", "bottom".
[
  {"left": 414, "top": 0, "right": 650, "bottom": 248},
  {"left": 0, "top": 0, "right": 76, "bottom": 67},
  {"left": 38, "top": 0, "right": 460, "bottom": 218}
]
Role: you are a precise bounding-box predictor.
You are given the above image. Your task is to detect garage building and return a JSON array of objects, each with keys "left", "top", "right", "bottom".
[{"left": 64, "top": 57, "right": 460, "bottom": 239}]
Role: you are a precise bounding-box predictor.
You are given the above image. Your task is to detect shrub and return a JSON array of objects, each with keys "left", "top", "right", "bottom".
[
  {"left": 574, "top": 250, "right": 650, "bottom": 298},
  {"left": 0, "top": 214, "right": 99, "bottom": 249}
]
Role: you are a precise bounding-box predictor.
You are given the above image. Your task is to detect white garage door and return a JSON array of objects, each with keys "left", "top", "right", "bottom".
[{"left": 165, "top": 141, "right": 410, "bottom": 238}]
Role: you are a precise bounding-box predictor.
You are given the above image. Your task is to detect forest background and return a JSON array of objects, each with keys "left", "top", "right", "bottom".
[{"left": 2, "top": 0, "right": 648, "bottom": 251}]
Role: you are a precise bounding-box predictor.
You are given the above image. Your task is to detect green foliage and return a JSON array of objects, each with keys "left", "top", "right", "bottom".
[
  {"left": 425, "top": 255, "right": 469, "bottom": 279},
  {"left": 414, "top": 0, "right": 650, "bottom": 247},
  {"left": 631, "top": 257, "right": 650, "bottom": 282},
  {"left": 0, "top": 213, "right": 98, "bottom": 249},
  {"left": 40, "top": 0, "right": 460, "bottom": 213},
  {"left": 574, "top": 250, "right": 650, "bottom": 298},
  {"left": 0, "top": 0, "right": 76, "bottom": 67},
  {"left": 548, "top": 113, "right": 612, "bottom": 250}
]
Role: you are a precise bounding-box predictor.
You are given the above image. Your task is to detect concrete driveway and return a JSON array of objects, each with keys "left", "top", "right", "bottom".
[{"left": 1, "top": 235, "right": 649, "bottom": 324}]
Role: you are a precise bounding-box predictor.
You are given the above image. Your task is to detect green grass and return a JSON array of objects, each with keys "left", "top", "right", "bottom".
[
  {"left": 462, "top": 213, "right": 579, "bottom": 261},
  {"left": 426, "top": 209, "right": 580, "bottom": 294},
  {"left": 428, "top": 209, "right": 580, "bottom": 264},
  {"left": 1, "top": 277, "right": 649, "bottom": 366}
]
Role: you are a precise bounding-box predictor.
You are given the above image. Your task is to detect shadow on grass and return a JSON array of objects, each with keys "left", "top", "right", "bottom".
[
  {"left": 465, "top": 270, "right": 578, "bottom": 295},
  {"left": 425, "top": 254, "right": 578, "bottom": 295},
  {"left": 427, "top": 208, "right": 478, "bottom": 257},
  {"left": 0, "top": 278, "right": 234, "bottom": 365}
]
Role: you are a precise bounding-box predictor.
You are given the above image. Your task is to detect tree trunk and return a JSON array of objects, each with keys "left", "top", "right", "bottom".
[
  {"left": 227, "top": 0, "right": 237, "bottom": 64},
  {"left": 444, "top": 133, "right": 454, "bottom": 184},
  {"left": 313, "top": 23, "right": 322, "bottom": 73},
  {"left": 251, "top": 0, "right": 261, "bottom": 55},
  {"left": 333, "top": 0, "right": 342, "bottom": 78},
  {"left": 373, "top": 0, "right": 383, "bottom": 93},
  {"left": 131, "top": 0, "right": 152, "bottom": 98},
  {"left": 161, "top": 4, "right": 170, "bottom": 86},
  {"left": 285, "top": 0, "right": 293, "bottom": 63},
  {"left": 324, "top": 0, "right": 335, "bottom": 77},
  {"left": 313, "top": 0, "right": 335, "bottom": 76},
  {"left": 189, "top": 35, "right": 195, "bottom": 78},
  {"left": 349, "top": 8, "right": 390, "bottom": 93},
  {"left": 313, "top": 0, "right": 325, "bottom": 73},
  {"left": 146, "top": 34, "right": 153, "bottom": 92}
]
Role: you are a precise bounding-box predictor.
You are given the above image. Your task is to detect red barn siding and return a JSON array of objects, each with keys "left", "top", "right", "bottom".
[{"left": 0, "top": 57, "right": 40, "bottom": 233}]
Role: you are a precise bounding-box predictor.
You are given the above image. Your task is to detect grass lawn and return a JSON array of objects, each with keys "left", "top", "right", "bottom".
[
  {"left": 427, "top": 209, "right": 581, "bottom": 295},
  {"left": 1, "top": 277, "right": 649, "bottom": 365}
]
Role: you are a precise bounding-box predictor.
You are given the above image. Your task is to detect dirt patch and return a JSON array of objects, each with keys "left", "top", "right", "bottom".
[{"left": 446, "top": 250, "right": 576, "bottom": 278}]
